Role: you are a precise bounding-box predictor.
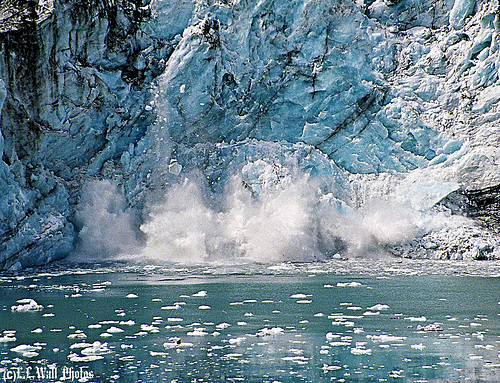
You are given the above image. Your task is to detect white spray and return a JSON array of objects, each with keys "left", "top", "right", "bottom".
[{"left": 73, "top": 180, "right": 142, "bottom": 260}]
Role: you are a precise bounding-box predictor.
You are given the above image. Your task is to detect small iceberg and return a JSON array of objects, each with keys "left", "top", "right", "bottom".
[
  {"left": 11, "top": 344, "right": 42, "bottom": 358},
  {"left": 416, "top": 323, "right": 443, "bottom": 331},
  {"left": 256, "top": 327, "right": 284, "bottom": 337},
  {"left": 11, "top": 298, "right": 43, "bottom": 312}
]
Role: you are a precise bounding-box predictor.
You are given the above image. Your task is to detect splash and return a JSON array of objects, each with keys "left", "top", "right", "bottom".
[
  {"left": 74, "top": 158, "right": 475, "bottom": 264},
  {"left": 72, "top": 180, "right": 142, "bottom": 261},
  {"left": 137, "top": 160, "right": 422, "bottom": 263}
]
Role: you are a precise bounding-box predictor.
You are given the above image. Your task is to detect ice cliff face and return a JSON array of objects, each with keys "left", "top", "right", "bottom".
[{"left": 1, "top": 0, "right": 500, "bottom": 269}]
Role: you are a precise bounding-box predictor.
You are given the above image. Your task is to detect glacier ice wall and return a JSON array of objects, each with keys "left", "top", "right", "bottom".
[{"left": 1, "top": 0, "right": 500, "bottom": 268}]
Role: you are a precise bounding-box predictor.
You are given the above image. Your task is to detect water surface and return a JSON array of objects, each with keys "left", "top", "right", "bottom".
[{"left": 1, "top": 260, "right": 500, "bottom": 382}]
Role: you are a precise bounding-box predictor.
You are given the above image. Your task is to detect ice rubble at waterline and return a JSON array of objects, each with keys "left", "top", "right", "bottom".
[{"left": 75, "top": 141, "right": 497, "bottom": 263}]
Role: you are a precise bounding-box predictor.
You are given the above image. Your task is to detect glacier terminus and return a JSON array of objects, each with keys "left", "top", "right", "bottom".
[{"left": 1, "top": 0, "right": 500, "bottom": 268}]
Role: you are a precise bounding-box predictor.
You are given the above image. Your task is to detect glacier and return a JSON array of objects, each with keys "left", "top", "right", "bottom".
[{"left": 1, "top": 0, "right": 500, "bottom": 269}]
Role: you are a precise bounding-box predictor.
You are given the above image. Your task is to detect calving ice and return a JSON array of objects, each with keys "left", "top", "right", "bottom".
[{"left": 1, "top": 365, "right": 93, "bottom": 381}]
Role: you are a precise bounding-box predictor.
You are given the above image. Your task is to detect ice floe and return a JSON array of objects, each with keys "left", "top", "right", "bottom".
[
  {"left": 11, "top": 298, "right": 43, "bottom": 312},
  {"left": 337, "top": 282, "right": 363, "bottom": 287},
  {"left": 192, "top": 290, "right": 207, "bottom": 297},
  {"left": 10, "top": 344, "right": 42, "bottom": 358},
  {"left": 256, "top": 327, "right": 284, "bottom": 337},
  {"left": 417, "top": 323, "right": 444, "bottom": 331}
]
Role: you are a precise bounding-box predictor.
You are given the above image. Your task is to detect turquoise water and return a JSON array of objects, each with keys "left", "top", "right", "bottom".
[{"left": 1, "top": 260, "right": 500, "bottom": 382}]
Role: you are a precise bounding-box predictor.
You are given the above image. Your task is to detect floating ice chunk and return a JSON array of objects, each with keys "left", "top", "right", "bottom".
[
  {"left": 107, "top": 326, "right": 124, "bottom": 333},
  {"left": 237, "top": 322, "right": 247, "bottom": 326},
  {"left": 187, "top": 328, "right": 208, "bottom": 336},
  {"left": 67, "top": 331, "right": 87, "bottom": 339},
  {"left": 363, "top": 311, "right": 380, "bottom": 316},
  {"left": 326, "top": 332, "right": 337, "bottom": 341},
  {"left": 281, "top": 356, "right": 309, "bottom": 364},
  {"left": 68, "top": 353, "right": 104, "bottom": 362},
  {"left": 323, "top": 284, "right": 334, "bottom": 288},
  {"left": 179, "top": 84, "right": 186, "bottom": 94},
  {"left": 404, "top": 316, "right": 427, "bottom": 322},
  {"left": 350, "top": 346, "right": 372, "bottom": 355},
  {"left": 119, "top": 355, "right": 135, "bottom": 361},
  {"left": 244, "top": 312, "right": 254, "bottom": 317},
  {"left": 257, "top": 327, "right": 284, "bottom": 337},
  {"left": 100, "top": 320, "right": 119, "bottom": 325},
  {"left": 81, "top": 341, "right": 112, "bottom": 356},
  {"left": 192, "top": 290, "right": 207, "bottom": 297},
  {"left": 229, "top": 337, "right": 246, "bottom": 344},
  {"left": 198, "top": 305, "right": 211, "bottom": 310},
  {"left": 322, "top": 364, "right": 341, "bottom": 371},
  {"left": 121, "top": 344, "right": 133, "bottom": 349},
  {"left": 337, "top": 282, "right": 362, "bottom": 287},
  {"left": 296, "top": 300, "right": 312, "bottom": 304},
  {"left": 119, "top": 320, "right": 135, "bottom": 326},
  {"left": 475, "top": 344, "right": 494, "bottom": 350},
  {"left": 411, "top": 343, "right": 426, "bottom": 350},
  {"left": 222, "top": 353, "right": 244, "bottom": 360},
  {"left": 314, "top": 313, "right": 324, "bottom": 317},
  {"left": 416, "top": 323, "right": 443, "bottom": 331},
  {"left": 290, "top": 294, "right": 311, "bottom": 299},
  {"left": 344, "top": 321, "right": 355, "bottom": 327},
  {"left": 163, "top": 338, "right": 193, "bottom": 349},
  {"left": 126, "top": 294, "right": 138, "bottom": 298},
  {"left": 100, "top": 332, "right": 113, "bottom": 338},
  {"left": 468, "top": 354, "right": 483, "bottom": 360},
  {"left": 70, "top": 342, "right": 93, "bottom": 349},
  {"left": 368, "top": 304, "right": 389, "bottom": 311},
  {"left": 367, "top": 334, "right": 407, "bottom": 343},
  {"left": 347, "top": 306, "right": 362, "bottom": 311},
  {"left": 216, "top": 323, "right": 231, "bottom": 330},
  {"left": 11, "top": 344, "right": 42, "bottom": 357},
  {"left": 11, "top": 298, "right": 43, "bottom": 312},
  {"left": 388, "top": 370, "right": 405, "bottom": 378},
  {"left": 0, "top": 335, "right": 17, "bottom": 342},
  {"left": 167, "top": 318, "right": 184, "bottom": 322},
  {"left": 141, "top": 324, "right": 160, "bottom": 332},
  {"left": 42, "top": 313, "right": 54, "bottom": 317},
  {"left": 88, "top": 324, "right": 102, "bottom": 329},
  {"left": 161, "top": 304, "right": 181, "bottom": 310}
]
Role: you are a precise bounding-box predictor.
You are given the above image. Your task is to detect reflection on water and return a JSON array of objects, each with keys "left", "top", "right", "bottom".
[{"left": 1, "top": 260, "right": 500, "bottom": 382}]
